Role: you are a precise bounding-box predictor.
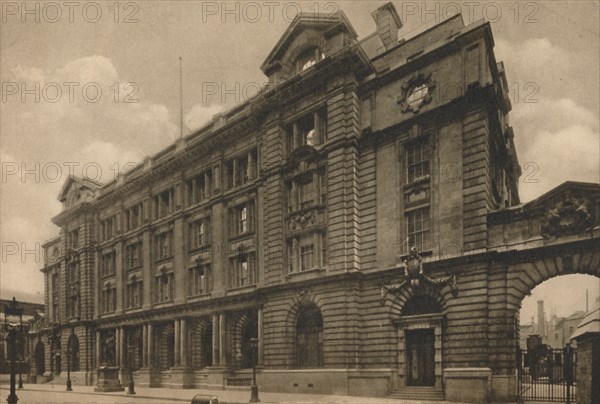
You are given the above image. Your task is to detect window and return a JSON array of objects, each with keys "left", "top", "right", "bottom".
[
  {"left": 406, "top": 208, "right": 430, "bottom": 252},
  {"left": 231, "top": 202, "right": 254, "bottom": 237},
  {"left": 287, "top": 167, "right": 327, "bottom": 212},
  {"left": 406, "top": 84, "right": 429, "bottom": 110},
  {"left": 230, "top": 252, "right": 256, "bottom": 288},
  {"left": 189, "top": 260, "right": 212, "bottom": 296},
  {"left": 300, "top": 244, "right": 315, "bottom": 272},
  {"left": 406, "top": 141, "right": 430, "bottom": 183},
  {"left": 296, "top": 305, "right": 323, "bottom": 368},
  {"left": 125, "top": 242, "right": 142, "bottom": 270},
  {"left": 125, "top": 203, "right": 143, "bottom": 231},
  {"left": 156, "top": 271, "right": 174, "bottom": 302},
  {"left": 287, "top": 232, "right": 326, "bottom": 273},
  {"left": 187, "top": 170, "right": 212, "bottom": 205},
  {"left": 101, "top": 251, "right": 116, "bottom": 277},
  {"left": 153, "top": 188, "right": 175, "bottom": 219},
  {"left": 225, "top": 148, "right": 258, "bottom": 190},
  {"left": 51, "top": 272, "right": 60, "bottom": 322},
  {"left": 101, "top": 216, "right": 115, "bottom": 241},
  {"left": 68, "top": 229, "right": 79, "bottom": 250},
  {"left": 190, "top": 218, "right": 210, "bottom": 250},
  {"left": 155, "top": 232, "right": 173, "bottom": 261},
  {"left": 101, "top": 285, "right": 117, "bottom": 314},
  {"left": 295, "top": 47, "right": 324, "bottom": 74},
  {"left": 126, "top": 276, "right": 143, "bottom": 309},
  {"left": 286, "top": 109, "right": 326, "bottom": 153}
]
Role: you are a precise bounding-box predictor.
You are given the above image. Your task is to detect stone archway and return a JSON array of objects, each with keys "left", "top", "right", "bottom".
[
  {"left": 505, "top": 245, "right": 600, "bottom": 401},
  {"left": 392, "top": 285, "right": 447, "bottom": 390},
  {"left": 190, "top": 318, "right": 213, "bottom": 369},
  {"left": 232, "top": 311, "right": 258, "bottom": 369}
]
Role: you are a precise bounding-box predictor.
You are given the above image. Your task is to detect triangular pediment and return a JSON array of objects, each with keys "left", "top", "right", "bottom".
[
  {"left": 260, "top": 11, "right": 358, "bottom": 78},
  {"left": 58, "top": 176, "right": 101, "bottom": 207}
]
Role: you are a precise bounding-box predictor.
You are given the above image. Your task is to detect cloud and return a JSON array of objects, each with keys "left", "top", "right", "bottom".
[
  {"left": 1, "top": 56, "right": 179, "bottom": 299},
  {"left": 184, "top": 103, "right": 223, "bottom": 132},
  {"left": 517, "top": 123, "right": 599, "bottom": 202}
]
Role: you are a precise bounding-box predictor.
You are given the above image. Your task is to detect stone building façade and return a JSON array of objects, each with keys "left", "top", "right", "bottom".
[{"left": 34, "top": 3, "right": 600, "bottom": 402}]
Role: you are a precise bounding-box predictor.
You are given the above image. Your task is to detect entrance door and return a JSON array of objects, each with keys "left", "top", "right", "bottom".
[{"left": 406, "top": 329, "right": 435, "bottom": 386}]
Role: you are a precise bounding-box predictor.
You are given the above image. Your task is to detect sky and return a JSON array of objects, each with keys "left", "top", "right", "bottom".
[{"left": 1, "top": 1, "right": 599, "bottom": 313}]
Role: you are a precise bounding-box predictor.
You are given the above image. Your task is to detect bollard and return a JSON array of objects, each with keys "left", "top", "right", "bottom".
[{"left": 191, "top": 394, "right": 219, "bottom": 404}]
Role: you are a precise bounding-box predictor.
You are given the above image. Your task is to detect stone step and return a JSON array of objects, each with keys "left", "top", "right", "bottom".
[{"left": 389, "top": 387, "right": 445, "bottom": 401}]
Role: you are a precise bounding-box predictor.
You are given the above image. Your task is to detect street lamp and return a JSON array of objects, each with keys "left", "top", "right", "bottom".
[
  {"left": 126, "top": 331, "right": 135, "bottom": 395},
  {"left": 249, "top": 337, "right": 259, "bottom": 403},
  {"left": 66, "top": 331, "right": 73, "bottom": 391},
  {"left": 17, "top": 311, "right": 24, "bottom": 389},
  {"left": 4, "top": 297, "right": 24, "bottom": 404}
]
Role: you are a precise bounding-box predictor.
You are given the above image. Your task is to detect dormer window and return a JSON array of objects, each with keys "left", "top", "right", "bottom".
[{"left": 295, "top": 47, "right": 324, "bottom": 74}]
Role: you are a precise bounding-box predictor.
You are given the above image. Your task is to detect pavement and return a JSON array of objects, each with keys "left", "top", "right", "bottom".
[{"left": 0, "top": 382, "right": 473, "bottom": 404}]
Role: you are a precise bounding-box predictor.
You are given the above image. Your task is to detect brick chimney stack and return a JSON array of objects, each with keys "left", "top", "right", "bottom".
[
  {"left": 537, "top": 300, "right": 546, "bottom": 337},
  {"left": 371, "top": 2, "right": 403, "bottom": 51}
]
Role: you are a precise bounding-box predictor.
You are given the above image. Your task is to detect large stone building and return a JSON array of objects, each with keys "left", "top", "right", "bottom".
[{"left": 35, "top": 3, "right": 600, "bottom": 402}]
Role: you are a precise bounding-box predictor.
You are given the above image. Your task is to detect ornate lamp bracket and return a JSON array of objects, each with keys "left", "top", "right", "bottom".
[{"left": 380, "top": 246, "right": 458, "bottom": 305}]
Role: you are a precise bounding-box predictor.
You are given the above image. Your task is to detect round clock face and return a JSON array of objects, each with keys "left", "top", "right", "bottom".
[{"left": 407, "top": 84, "right": 429, "bottom": 110}]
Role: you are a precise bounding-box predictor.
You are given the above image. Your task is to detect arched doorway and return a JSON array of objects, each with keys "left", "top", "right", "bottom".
[
  {"left": 191, "top": 319, "right": 213, "bottom": 369},
  {"left": 295, "top": 304, "right": 323, "bottom": 368},
  {"left": 391, "top": 286, "right": 446, "bottom": 391},
  {"left": 515, "top": 272, "right": 600, "bottom": 402},
  {"left": 34, "top": 341, "right": 45, "bottom": 376},
  {"left": 238, "top": 313, "right": 258, "bottom": 369},
  {"left": 67, "top": 334, "right": 80, "bottom": 372},
  {"left": 50, "top": 337, "right": 61, "bottom": 375}
]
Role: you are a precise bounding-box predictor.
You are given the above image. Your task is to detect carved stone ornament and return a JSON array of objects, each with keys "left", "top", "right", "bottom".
[
  {"left": 541, "top": 194, "right": 594, "bottom": 239},
  {"left": 380, "top": 246, "right": 458, "bottom": 305},
  {"left": 397, "top": 72, "right": 436, "bottom": 114},
  {"left": 289, "top": 210, "right": 316, "bottom": 230}
]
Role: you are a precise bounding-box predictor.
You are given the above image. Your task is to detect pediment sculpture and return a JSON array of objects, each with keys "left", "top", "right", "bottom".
[
  {"left": 541, "top": 194, "right": 593, "bottom": 239},
  {"left": 381, "top": 247, "right": 458, "bottom": 305}
]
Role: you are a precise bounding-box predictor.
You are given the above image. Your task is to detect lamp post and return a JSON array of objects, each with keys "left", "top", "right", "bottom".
[
  {"left": 4, "top": 297, "right": 24, "bottom": 404},
  {"left": 17, "top": 309, "right": 24, "bottom": 389},
  {"left": 127, "top": 333, "right": 135, "bottom": 395},
  {"left": 66, "top": 331, "right": 73, "bottom": 391},
  {"left": 249, "top": 337, "right": 259, "bottom": 403}
]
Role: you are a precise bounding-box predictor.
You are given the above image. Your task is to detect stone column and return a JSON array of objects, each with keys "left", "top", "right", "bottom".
[
  {"left": 96, "top": 330, "right": 101, "bottom": 368},
  {"left": 119, "top": 327, "right": 126, "bottom": 368},
  {"left": 219, "top": 313, "right": 227, "bottom": 366},
  {"left": 180, "top": 318, "right": 188, "bottom": 367},
  {"left": 115, "top": 328, "right": 120, "bottom": 367},
  {"left": 212, "top": 314, "right": 219, "bottom": 366},
  {"left": 142, "top": 324, "right": 148, "bottom": 368},
  {"left": 258, "top": 307, "right": 264, "bottom": 366},
  {"left": 147, "top": 323, "right": 153, "bottom": 368},
  {"left": 174, "top": 320, "right": 180, "bottom": 367}
]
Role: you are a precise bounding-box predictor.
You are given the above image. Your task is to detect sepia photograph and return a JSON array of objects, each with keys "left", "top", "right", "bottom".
[{"left": 1, "top": 1, "right": 599, "bottom": 403}]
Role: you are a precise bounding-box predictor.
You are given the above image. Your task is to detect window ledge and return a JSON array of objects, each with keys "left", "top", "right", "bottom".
[
  {"left": 189, "top": 244, "right": 212, "bottom": 255},
  {"left": 403, "top": 175, "right": 430, "bottom": 189},
  {"left": 154, "top": 300, "right": 174, "bottom": 308},
  {"left": 226, "top": 284, "right": 257, "bottom": 295},
  {"left": 155, "top": 256, "right": 174, "bottom": 265},
  {"left": 286, "top": 267, "right": 325, "bottom": 281},
  {"left": 187, "top": 292, "right": 212, "bottom": 302},
  {"left": 229, "top": 232, "right": 255, "bottom": 243}
]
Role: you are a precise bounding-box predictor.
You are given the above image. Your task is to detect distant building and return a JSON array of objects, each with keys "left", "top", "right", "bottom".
[{"left": 0, "top": 298, "right": 44, "bottom": 374}]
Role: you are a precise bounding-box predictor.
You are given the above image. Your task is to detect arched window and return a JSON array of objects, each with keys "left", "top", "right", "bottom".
[
  {"left": 295, "top": 47, "right": 325, "bottom": 75},
  {"left": 240, "top": 318, "right": 258, "bottom": 369},
  {"left": 296, "top": 305, "right": 323, "bottom": 368},
  {"left": 202, "top": 325, "right": 213, "bottom": 368}
]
